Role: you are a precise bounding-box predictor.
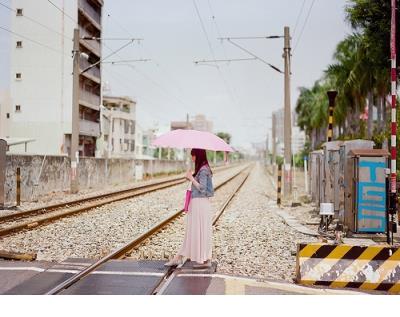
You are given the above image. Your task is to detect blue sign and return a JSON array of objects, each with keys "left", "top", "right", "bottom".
[{"left": 357, "top": 159, "right": 386, "bottom": 233}]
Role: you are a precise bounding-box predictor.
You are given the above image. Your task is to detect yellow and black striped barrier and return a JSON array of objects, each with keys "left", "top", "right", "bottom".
[
  {"left": 296, "top": 243, "right": 400, "bottom": 293},
  {"left": 327, "top": 90, "right": 337, "bottom": 142},
  {"left": 277, "top": 164, "right": 282, "bottom": 205}
]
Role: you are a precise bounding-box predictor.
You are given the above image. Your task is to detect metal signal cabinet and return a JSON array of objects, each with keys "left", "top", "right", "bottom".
[
  {"left": 344, "top": 149, "right": 389, "bottom": 233},
  {"left": 310, "top": 150, "right": 324, "bottom": 206},
  {"left": 339, "top": 140, "right": 374, "bottom": 224},
  {"left": 322, "top": 141, "right": 343, "bottom": 216}
]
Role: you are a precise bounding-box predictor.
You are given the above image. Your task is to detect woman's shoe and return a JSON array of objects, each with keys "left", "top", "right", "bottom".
[
  {"left": 193, "top": 260, "right": 211, "bottom": 269},
  {"left": 164, "top": 257, "right": 182, "bottom": 267}
]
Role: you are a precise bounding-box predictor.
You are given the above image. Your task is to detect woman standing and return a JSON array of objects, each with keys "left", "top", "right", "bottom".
[{"left": 165, "top": 148, "right": 214, "bottom": 268}]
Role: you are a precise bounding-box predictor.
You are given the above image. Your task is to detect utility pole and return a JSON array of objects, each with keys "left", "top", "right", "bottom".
[
  {"left": 266, "top": 133, "right": 269, "bottom": 165},
  {"left": 283, "top": 26, "right": 292, "bottom": 198},
  {"left": 272, "top": 112, "right": 277, "bottom": 174},
  {"left": 389, "top": 0, "right": 397, "bottom": 238},
  {"left": 70, "top": 28, "right": 80, "bottom": 194},
  {"left": 186, "top": 113, "right": 190, "bottom": 166}
]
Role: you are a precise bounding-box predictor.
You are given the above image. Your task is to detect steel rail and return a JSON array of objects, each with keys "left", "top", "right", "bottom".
[
  {"left": 0, "top": 178, "right": 184, "bottom": 237},
  {"left": 45, "top": 164, "right": 252, "bottom": 295},
  {"left": 0, "top": 163, "right": 239, "bottom": 224},
  {"left": 153, "top": 167, "right": 252, "bottom": 295},
  {"left": 212, "top": 168, "right": 251, "bottom": 225},
  {"left": 0, "top": 164, "right": 243, "bottom": 237}
]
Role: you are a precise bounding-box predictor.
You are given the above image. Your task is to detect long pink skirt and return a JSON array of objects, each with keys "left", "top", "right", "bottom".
[{"left": 178, "top": 197, "right": 213, "bottom": 263}]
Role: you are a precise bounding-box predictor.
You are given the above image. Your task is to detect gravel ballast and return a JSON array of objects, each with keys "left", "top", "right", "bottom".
[{"left": 0, "top": 165, "right": 245, "bottom": 262}]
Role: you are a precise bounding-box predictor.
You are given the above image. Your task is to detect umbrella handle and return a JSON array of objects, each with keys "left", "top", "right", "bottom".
[{"left": 187, "top": 181, "right": 192, "bottom": 190}]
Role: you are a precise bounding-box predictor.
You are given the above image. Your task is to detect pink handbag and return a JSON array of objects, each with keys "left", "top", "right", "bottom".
[{"left": 183, "top": 182, "right": 192, "bottom": 212}]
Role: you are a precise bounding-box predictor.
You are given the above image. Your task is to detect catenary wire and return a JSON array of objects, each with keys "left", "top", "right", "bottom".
[
  {"left": 293, "top": 0, "right": 316, "bottom": 51},
  {"left": 292, "top": 0, "right": 306, "bottom": 37},
  {"left": 192, "top": 0, "right": 240, "bottom": 114},
  {"left": 0, "top": 25, "right": 69, "bottom": 56},
  {"left": 105, "top": 11, "right": 197, "bottom": 112},
  {"left": 47, "top": 0, "right": 77, "bottom": 25},
  {"left": 0, "top": 1, "right": 73, "bottom": 40}
]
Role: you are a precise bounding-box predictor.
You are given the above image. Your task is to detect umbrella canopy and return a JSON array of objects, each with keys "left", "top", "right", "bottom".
[{"left": 151, "top": 129, "right": 234, "bottom": 152}]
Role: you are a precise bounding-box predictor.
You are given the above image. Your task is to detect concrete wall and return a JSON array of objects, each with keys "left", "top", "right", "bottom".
[{"left": 4, "top": 154, "right": 186, "bottom": 204}]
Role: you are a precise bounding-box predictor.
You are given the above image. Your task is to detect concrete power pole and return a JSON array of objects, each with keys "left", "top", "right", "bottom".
[
  {"left": 70, "top": 28, "right": 80, "bottom": 194},
  {"left": 272, "top": 112, "right": 277, "bottom": 174},
  {"left": 283, "top": 26, "right": 292, "bottom": 199},
  {"left": 266, "top": 133, "right": 269, "bottom": 165}
]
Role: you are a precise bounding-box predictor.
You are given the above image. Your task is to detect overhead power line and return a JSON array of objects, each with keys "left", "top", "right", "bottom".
[
  {"left": 217, "top": 36, "right": 283, "bottom": 40},
  {"left": 102, "top": 59, "right": 151, "bottom": 64},
  {"left": 222, "top": 38, "right": 283, "bottom": 73},
  {"left": 0, "top": 1, "right": 72, "bottom": 40},
  {"left": 47, "top": 0, "right": 77, "bottom": 24},
  {"left": 105, "top": 11, "right": 197, "bottom": 111},
  {"left": 0, "top": 25, "right": 68, "bottom": 56},
  {"left": 192, "top": 0, "right": 240, "bottom": 112},
  {"left": 193, "top": 0, "right": 217, "bottom": 62},
  {"left": 194, "top": 57, "right": 257, "bottom": 64},
  {"left": 293, "top": 0, "right": 316, "bottom": 51},
  {"left": 81, "top": 39, "right": 135, "bottom": 74},
  {"left": 292, "top": 0, "right": 307, "bottom": 37}
]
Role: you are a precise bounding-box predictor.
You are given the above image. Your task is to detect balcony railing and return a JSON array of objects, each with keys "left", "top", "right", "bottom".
[
  {"left": 79, "top": 55, "right": 100, "bottom": 79},
  {"left": 79, "top": 27, "right": 101, "bottom": 56},
  {"left": 80, "top": 119, "right": 100, "bottom": 137},
  {"left": 80, "top": 89, "right": 100, "bottom": 108},
  {"left": 79, "top": 0, "right": 101, "bottom": 26}
]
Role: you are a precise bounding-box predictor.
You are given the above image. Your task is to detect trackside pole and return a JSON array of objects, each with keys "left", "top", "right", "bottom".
[
  {"left": 389, "top": 0, "right": 398, "bottom": 243},
  {"left": 304, "top": 156, "right": 309, "bottom": 194},
  {"left": 16, "top": 167, "right": 21, "bottom": 206},
  {"left": 277, "top": 164, "right": 282, "bottom": 206}
]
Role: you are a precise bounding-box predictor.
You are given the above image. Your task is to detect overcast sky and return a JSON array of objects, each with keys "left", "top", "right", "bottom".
[{"left": 0, "top": 0, "right": 352, "bottom": 149}]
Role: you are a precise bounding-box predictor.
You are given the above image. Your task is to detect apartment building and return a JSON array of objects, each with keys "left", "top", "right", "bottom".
[
  {"left": 7, "top": 0, "right": 103, "bottom": 156},
  {"left": 191, "top": 114, "right": 213, "bottom": 132},
  {"left": 100, "top": 95, "right": 136, "bottom": 158},
  {"left": 170, "top": 114, "right": 213, "bottom": 132},
  {"left": 0, "top": 90, "right": 11, "bottom": 138},
  {"left": 272, "top": 108, "right": 305, "bottom": 155}
]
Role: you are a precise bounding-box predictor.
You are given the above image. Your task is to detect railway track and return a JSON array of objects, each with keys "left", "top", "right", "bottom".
[
  {"left": 0, "top": 163, "right": 245, "bottom": 238},
  {"left": 45, "top": 164, "right": 253, "bottom": 295}
]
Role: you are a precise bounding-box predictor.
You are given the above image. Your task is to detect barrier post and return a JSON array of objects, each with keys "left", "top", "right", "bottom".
[
  {"left": 16, "top": 167, "right": 21, "bottom": 206},
  {"left": 277, "top": 164, "right": 282, "bottom": 206}
]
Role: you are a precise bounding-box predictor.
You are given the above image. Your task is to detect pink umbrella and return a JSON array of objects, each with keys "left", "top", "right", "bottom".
[{"left": 151, "top": 129, "right": 234, "bottom": 152}]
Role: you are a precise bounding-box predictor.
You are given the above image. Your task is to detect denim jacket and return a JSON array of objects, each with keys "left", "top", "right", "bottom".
[{"left": 191, "top": 165, "right": 214, "bottom": 198}]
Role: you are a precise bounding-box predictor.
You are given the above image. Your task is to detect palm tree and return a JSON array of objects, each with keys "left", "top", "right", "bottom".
[
  {"left": 296, "top": 81, "right": 330, "bottom": 149},
  {"left": 325, "top": 34, "right": 365, "bottom": 137}
]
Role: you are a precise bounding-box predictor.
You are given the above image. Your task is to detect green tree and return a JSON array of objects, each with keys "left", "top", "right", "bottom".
[{"left": 216, "top": 132, "right": 231, "bottom": 144}]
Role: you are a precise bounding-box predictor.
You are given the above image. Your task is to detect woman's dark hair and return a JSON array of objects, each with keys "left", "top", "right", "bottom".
[{"left": 191, "top": 148, "right": 212, "bottom": 176}]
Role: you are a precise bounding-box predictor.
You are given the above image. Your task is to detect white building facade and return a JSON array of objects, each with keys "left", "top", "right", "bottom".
[
  {"left": 0, "top": 90, "right": 12, "bottom": 138},
  {"left": 272, "top": 108, "right": 306, "bottom": 155},
  {"left": 99, "top": 96, "right": 136, "bottom": 158},
  {"left": 7, "top": 0, "right": 103, "bottom": 156}
]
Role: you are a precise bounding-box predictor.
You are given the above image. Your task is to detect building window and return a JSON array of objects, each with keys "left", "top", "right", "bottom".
[
  {"left": 6, "top": 113, "right": 10, "bottom": 119},
  {"left": 16, "top": 41, "right": 22, "bottom": 48},
  {"left": 16, "top": 8, "right": 23, "bottom": 16},
  {"left": 15, "top": 105, "right": 21, "bottom": 112},
  {"left": 111, "top": 138, "right": 114, "bottom": 151},
  {"left": 15, "top": 73, "right": 22, "bottom": 80}
]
